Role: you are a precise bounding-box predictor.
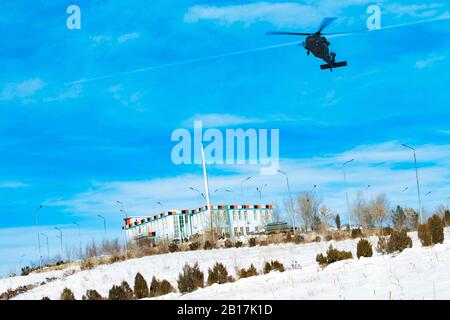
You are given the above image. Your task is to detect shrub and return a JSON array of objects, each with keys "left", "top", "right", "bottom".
[
  {"left": 207, "top": 262, "right": 229, "bottom": 285},
  {"left": 108, "top": 281, "right": 134, "bottom": 300},
  {"left": 351, "top": 228, "right": 363, "bottom": 239},
  {"left": 314, "top": 236, "right": 321, "bottom": 242},
  {"left": 177, "top": 262, "right": 204, "bottom": 293},
  {"left": 82, "top": 289, "right": 103, "bottom": 300},
  {"left": 189, "top": 242, "right": 201, "bottom": 251},
  {"left": 379, "top": 227, "right": 393, "bottom": 236},
  {"left": 60, "top": 288, "right": 75, "bottom": 300},
  {"left": 21, "top": 266, "right": 35, "bottom": 276},
  {"left": 315, "top": 253, "right": 327, "bottom": 267},
  {"left": 168, "top": 242, "right": 179, "bottom": 253},
  {"left": 444, "top": 210, "right": 450, "bottom": 227},
  {"left": 316, "top": 245, "right": 353, "bottom": 268},
  {"left": 376, "top": 236, "right": 389, "bottom": 254},
  {"left": 428, "top": 214, "right": 444, "bottom": 245},
  {"left": 134, "top": 272, "right": 149, "bottom": 299},
  {"left": 235, "top": 240, "right": 243, "bottom": 248},
  {"left": 41, "top": 296, "right": 50, "bottom": 300},
  {"left": 263, "top": 260, "right": 285, "bottom": 274},
  {"left": 0, "top": 285, "right": 35, "bottom": 300},
  {"left": 109, "top": 253, "right": 126, "bottom": 264},
  {"left": 293, "top": 235, "right": 305, "bottom": 244},
  {"left": 248, "top": 238, "right": 256, "bottom": 247},
  {"left": 285, "top": 233, "right": 292, "bottom": 242},
  {"left": 258, "top": 239, "right": 269, "bottom": 246},
  {"left": 387, "top": 229, "right": 412, "bottom": 253},
  {"left": 80, "top": 259, "right": 94, "bottom": 271},
  {"left": 158, "top": 280, "right": 175, "bottom": 296},
  {"left": 203, "top": 241, "right": 213, "bottom": 250},
  {"left": 356, "top": 239, "right": 373, "bottom": 259},
  {"left": 149, "top": 276, "right": 175, "bottom": 297},
  {"left": 224, "top": 239, "right": 233, "bottom": 248},
  {"left": 418, "top": 223, "right": 432, "bottom": 246},
  {"left": 237, "top": 264, "right": 258, "bottom": 279}
]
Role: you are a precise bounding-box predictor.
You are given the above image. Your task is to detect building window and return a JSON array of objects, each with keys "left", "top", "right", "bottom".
[{"left": 246, "top": 227, "right": 250, "bottom": 233}]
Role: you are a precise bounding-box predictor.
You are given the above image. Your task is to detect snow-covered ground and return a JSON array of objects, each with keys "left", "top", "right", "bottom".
[{"left": 2, "top": 228, "right": 450, "bottom": 300}]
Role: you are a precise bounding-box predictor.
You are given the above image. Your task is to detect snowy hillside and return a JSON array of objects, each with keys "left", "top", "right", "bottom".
[{"left": 2, "top": 228, "right": 450, "bottom": 300}]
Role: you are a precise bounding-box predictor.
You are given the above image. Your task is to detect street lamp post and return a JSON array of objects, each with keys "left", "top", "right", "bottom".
[
  {"left": 117, "top": 201, "right": 129, "bottom": 258},
  {"left": 402, "top": 144, "right": 423, "bottom": 224},
  {"left": 342, "top": 159, "right": 354, "bottom": 234},
  {"left": 214, "top": 189, "right": 234, "bottom": 238},
  {"left": 35, "top": 204, "right": 44, "bottom": 269},
  {"left": 240, "top": 177, "right": 252, "bottom": 198},
  {"left": 277, "top": 169, "right": 296, "bottom": 234},
  {"left": 256, "top": 184, "right": 268, "bottom": 202},
  {"left": 72, "top": 222, "right": 82, "bottom": 259},
  {"left": 239, "top": 177, "right": 252, "bottom": 237},
  {"left": 40, "top": 233, "right": 49, "bottom": 264},
  {"left": 54, "top": 227, "right": 63, "bottom": 258},
  {"left": 97, "top": 215, "right": 107, "bottom": 234}
]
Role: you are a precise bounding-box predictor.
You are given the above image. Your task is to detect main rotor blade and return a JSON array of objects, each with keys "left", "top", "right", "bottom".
[
  {"left": 266, "top": 31, "right": 311, "bottom": 36},
  {"left": 317, "top": 17, "right": 337, "bottom": 33},
  {"left": 322, "top": 29, "right": 366, "bottom": 36}
]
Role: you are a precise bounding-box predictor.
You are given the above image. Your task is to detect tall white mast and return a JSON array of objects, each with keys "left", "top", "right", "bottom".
[{"left": 201, "top": 141, "right": 214, "bottom": 241}]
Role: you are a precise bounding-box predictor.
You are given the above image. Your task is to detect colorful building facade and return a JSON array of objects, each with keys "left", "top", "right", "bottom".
[{"left": 123, "top": 204, "right": 274, "bottom": 243}]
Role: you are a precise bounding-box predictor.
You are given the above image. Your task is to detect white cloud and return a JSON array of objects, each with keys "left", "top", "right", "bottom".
[
  {"left": 184, "top": 1, "right": 374, "bottom": 28},
  {"left": 117, "top": 32, "right": 140, "bottom": 44},
  {"left": 415, "top": 55, "right": 446, "bottom": 69},
  {"left": 107, "top": 84, "right": 142, "bottom": 106},
  {"left": 90, "top": 35, "right": 112, "bottom": 43},
  {"left": 48, "top": 141, "right": 450, "bottom": 224},
  {"left": 386, "top": 3, "right": 444, "bottom": 18},
  {"left": 1, "top": 78, "right": 46, "bottom": 102},
  {"left": 182, "top": 113, "right": 264, "bottom": 128},
  {"left": 322, "top": 90, "right": 339, "bottom": 107},
  {"left": 43, "top": 84, "right": 82, "bottom": 102},
  {"left": 0, "top": 181, "right": 29, "bottom": 188}
]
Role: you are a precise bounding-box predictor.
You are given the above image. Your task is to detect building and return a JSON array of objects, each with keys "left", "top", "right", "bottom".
[{"left": 123, "top": 204, "right": 274, "bottom": 243}]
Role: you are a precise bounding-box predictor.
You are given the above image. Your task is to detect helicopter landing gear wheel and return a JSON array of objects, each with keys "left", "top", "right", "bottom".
[{"left": 307, "top": 51, "right": 310, "bottom": 56}]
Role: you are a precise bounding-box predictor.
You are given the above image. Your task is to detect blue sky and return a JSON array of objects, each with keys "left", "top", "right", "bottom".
[{"left": 0, "top": 0, "right": 449, "bottom": 275}]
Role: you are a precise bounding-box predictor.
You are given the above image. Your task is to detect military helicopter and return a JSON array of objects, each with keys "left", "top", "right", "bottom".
[{"left": 266, "top": 17, "right": 350, "bottom": 71}]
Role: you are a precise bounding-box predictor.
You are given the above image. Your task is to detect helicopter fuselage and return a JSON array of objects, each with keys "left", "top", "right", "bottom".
[{"left": 304, "top": 34, "right": 335, "bottom": 65}]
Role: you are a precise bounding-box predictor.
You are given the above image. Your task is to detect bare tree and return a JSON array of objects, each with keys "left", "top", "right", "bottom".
[
  {"left": 370, "top": 193, "right": 390, "bottom": 228},
  {"left": 272, "top": 203, "right": 282, "bottom": 222},
  {"left": 404, "top": 207, "right": 419, "bottom": 230},
  {"left": 352, "top": 191, "right": 373, "bottom": 228},
  {"left": 435, "top": 205, "right": 448, "bottom": 218},
  {"left": 352, "top": 190, "right": 367, "bottom": 227},
  {"left": 318, "top": 206, "right": 335, "bottom": 230},
  {"left": 296, "top": 192, "right": 321, "bottom": 231}
]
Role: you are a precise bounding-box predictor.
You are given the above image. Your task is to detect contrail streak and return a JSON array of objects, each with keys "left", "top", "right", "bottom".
[
  {"left": 67, "top": 14, "right": 450, "bottom": 85},
  {"left": 66, "top": 41, "right": 300, "bottom": 85}
]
